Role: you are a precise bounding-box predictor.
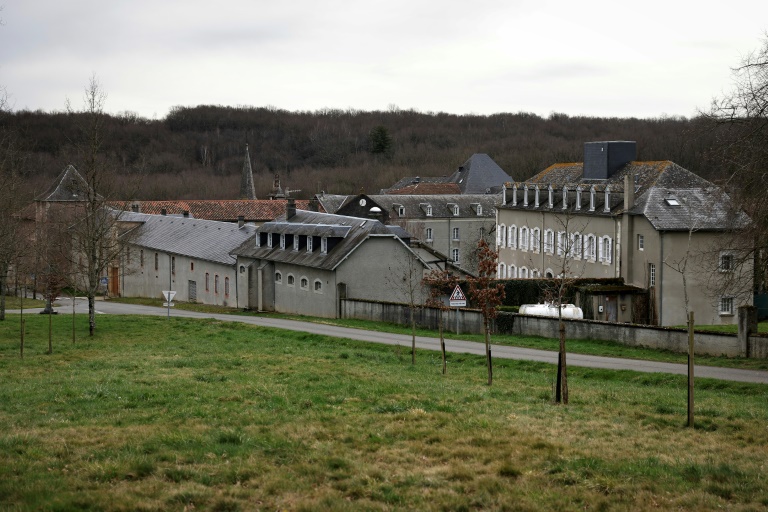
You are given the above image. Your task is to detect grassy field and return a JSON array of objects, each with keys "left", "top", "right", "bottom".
[{"left": 1, "top": 314, "right": 767, "bottom": 511}]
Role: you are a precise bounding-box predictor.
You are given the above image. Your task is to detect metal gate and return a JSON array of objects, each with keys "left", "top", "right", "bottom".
[{"left": 188, "top": 280, "right": 197, "bottom": 302}]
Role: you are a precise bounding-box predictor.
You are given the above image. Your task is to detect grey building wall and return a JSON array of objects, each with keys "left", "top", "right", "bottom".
[
  {"left": 121, "top": 246, "right": 238, "bottom": 307},
  {"left": 405, "top": 217, "right": 494, "bottom": 274},
  {"left": 273, "top": 262, "right": 337, "bottom": 318}
]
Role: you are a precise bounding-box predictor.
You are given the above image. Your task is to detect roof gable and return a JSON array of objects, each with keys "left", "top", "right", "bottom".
[{"left": 36, "top": 165, "right": 97, "bottom": 202}]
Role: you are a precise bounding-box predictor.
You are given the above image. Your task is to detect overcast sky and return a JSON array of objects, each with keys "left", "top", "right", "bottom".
[{"left": 1, "top": 1, "right": 766, "bottom": 120}]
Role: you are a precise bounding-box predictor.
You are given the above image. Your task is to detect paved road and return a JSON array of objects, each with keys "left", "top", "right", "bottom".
[{"left": 10, "top": 298, "right": 768, "bottom": 385}]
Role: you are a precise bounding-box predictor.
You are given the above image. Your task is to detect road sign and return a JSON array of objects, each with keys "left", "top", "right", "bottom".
[
  {"left": 100, "top": 277, "right": 108, "bottom": 286},
  {"left": 162, "top": 302, "right": 175, "bottom": 307},
  {"left": 162, "top": 290, "right": 177, "bottom": 302},
  {"left": 449, "top": 285, "right": 466, "bottom": 307}
]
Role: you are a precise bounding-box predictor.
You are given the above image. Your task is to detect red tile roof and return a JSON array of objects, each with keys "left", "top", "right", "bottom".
[{"left": 110, "top": 199, "right": 320, "bottom": 222}]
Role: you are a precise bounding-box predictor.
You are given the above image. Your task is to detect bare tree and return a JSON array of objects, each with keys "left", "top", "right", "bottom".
[
  {"left": 387, "top": 248, "right": 428, "bottom": 365},
  {"left": 65, "top": 76, "right": 135, "bottom": 335},
  {"left": 468, "top": 238, "right": 505, "bottom": 386},
  {"left": 422, "top": 269, "right": 459, "bottom": 374}
]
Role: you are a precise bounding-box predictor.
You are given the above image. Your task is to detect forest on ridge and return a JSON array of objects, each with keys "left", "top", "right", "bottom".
[{"left": 1, "top": 105, "right": 722, "bottom": 201}]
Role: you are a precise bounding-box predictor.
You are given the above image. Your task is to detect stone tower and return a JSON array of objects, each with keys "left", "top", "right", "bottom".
[{"left": 240, "top": 144, "right": 257, "bottom": 200}]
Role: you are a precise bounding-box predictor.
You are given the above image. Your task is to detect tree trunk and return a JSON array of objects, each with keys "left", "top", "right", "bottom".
[
  {"left": 439, "top": 309, "right": 446, "bottom": 375},
  {"left": 485, "top": 319, "right": 492, "bottom": 386},
  {"left": 557, "top": 319, "right": 568, "bottom": 404},
  {"left": 410, "top": 307, "right": 416, "bottom": 365},
  {"left": 72, "top": 292, "right": 76, "bottom": 344},
  {"left": 88, "top": 293, "right": 96, "bottom": 336},
  {"left": 48, "top": 311, "right": 53, "bottom": 355},
  {"left": 0, "top": 268, "right": 7, "bottom": 321}
]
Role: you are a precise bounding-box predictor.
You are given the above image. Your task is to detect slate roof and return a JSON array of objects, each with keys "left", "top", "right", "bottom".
[
  {"left": 119, "top": 212, "right": 258, "bottom": 265},
  {"left": 112, "top": 199, "right": 319, "bottom": 222},
  {"left": 386, "top": 182, "right": 462, "bottom": 195},
  {"left": 232, "top": 210, "right": 416, "bottom": 271},
  {"left": 380, "top": 153, "right": 512, "bottom": 195},
  {"left": 502, "top": 160, "right": 748, "bottom": 231},
  {"left": 36, "top": 165, "right": 99, "bottom": 202},
  {"left": 318, "top": 193, "right": 500, "bottom": 220}
]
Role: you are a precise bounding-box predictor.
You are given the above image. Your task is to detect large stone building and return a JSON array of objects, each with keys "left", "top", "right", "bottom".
[
  {"left": 231, "top": 199, "right": 466, "bottom": 318},
  {"left": 496, "top": 141, "right": 751, "bottom": 327}
]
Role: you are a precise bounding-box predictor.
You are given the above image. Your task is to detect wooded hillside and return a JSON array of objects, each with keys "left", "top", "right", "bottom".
[{"left": 2, "top": 105, "right": 720, "bottom": 201}]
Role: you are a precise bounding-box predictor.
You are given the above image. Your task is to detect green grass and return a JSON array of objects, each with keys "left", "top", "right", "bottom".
[
  {"left": 1, "top": 313, "right": 768, "bottom": 511},
  {"left": 109, "top": 297, "right": 768, "bottom": 371},
  {"left": 2, "top": 296, "right": 47, "bottom": 309}
]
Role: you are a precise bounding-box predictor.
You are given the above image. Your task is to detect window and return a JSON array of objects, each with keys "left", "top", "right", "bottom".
[
  {"left": 573, "top": 233, "right": 582, "bottom": 259},
  {"left": 599, "top": 236, "right": 612, "bottom": 263},
  {"left": 293, "top": 235, "right": 300, "bottom": 251},
  {"left": 452, "top": 204, "right": 459, "bottom": 216},
  {"left": 589, "top": 186, "right": 596, "bottom": 211},
  {"left": 544, "top": 229, "right": 554, "bottom": 254},
  {"left": 720, "top": 297, "right": 734, "bottom": 315},
  {"left": 321, "top": 236, "right": 328, "bottom": 253},
  {"left": 531, "top": 228, "right": 541, "bottom": 253},
  {"left": 508, "top": 225, "right": 517, "bottom": 249},
  {"left": 498, "top": 224, "right": 506, "bottom": 247},
  {"left": 638, "top": 234, "right": 644, "bottom": 251},
  {"left": 719, "top": 252, "right": 734, "bottom": 272},
  {"left": 191, "top": 261, "right": 195, "bottom": 271},
  {"left": 425, "top": 227, "right": 433, "bottom": 241},
  {"left": 548, "top": 185, "right": 553, "bottom": 208},
  {"left": 556, "top": 231, "right": 565, "bottom": 256},
  {"left": 545, "top": 269, "right": 554, "bottom": 278},
  {"left": 498, "top": 262, "right": 506, "bottom": 278},
  {"left": 452, "top": 248, "right": 460, "bottom": 263},
  {"left": 586, "top": 235, "right": 596, "bottom": 260},
  {"left": 314, "top": 280, "right": 323, "bottom": 293},
  {"left": 171, "top": 256, "right": 176, "bottom": 275},
  {"left": 665, "top": 197, "right": 680, "bottom": 206},
  {"left": 140, "top": 250, "right": 144, "bottom": 267},
  {"left": 205, "top": 273, "right": 210, "bottom": 291},
  {"left": 287, "top": 274, "right": 295, "bottom": 286},
  {"left": 224, "top": 277, "right": 230, "bottom": 297},
  {"left": 531, "top": 269, "right": 540, "bottom": 278},
  {"left": 519, "top": 266, "right": 529, "bottom": 279},
  {"left": 215, "top": 275, "right": 220, "bottom": 294},
  {"left": 300, "top": 277, "right": 308, "bottom": 290},
  {"left": 154, "top": 253, "right": 159, "bottom": 271},
  {"left": 275, "top": 271, "right": 282, "bottom": 284},
  {"left": 452, "top": 227, "right": 460, "bottom": 240},
  {"left": 280, "top": 234, "right": 286, "bottom": 249},
  {"left": 509, "top": 265, "right": 517, "bottom": 278},
  {"left": 398, "top": 205, "right": 405, "bottom": 216},
  {"left": 307, "top": 237, "right": 313, "bottom": 252},
  {"left": 267, "top": 233, "right": 273, "bottom": 248},
  {"left": 426, "top": 205, "right": 433, "bottom": 216},
  {"left": 476, "top": 205, "right": 483, "bottom": 215},
  {"left": 648, "top": 263, "right": 656, "bottom": 287},
  {"left": 520, "top": 227, "right": 529, "bottom": 251}
]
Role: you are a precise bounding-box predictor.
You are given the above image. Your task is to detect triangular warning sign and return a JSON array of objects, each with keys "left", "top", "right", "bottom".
[{"left": 450, "top": 285, "right": 466, "bottom": 301}]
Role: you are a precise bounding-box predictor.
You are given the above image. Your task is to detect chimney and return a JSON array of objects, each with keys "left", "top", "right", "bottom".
[
  {"left": 583, "top": 141, "right": 636, "bottom": 180},
  {"left": 624, "top": 172, "right": 635, "bottom": 210},
  {"left": 238, "top": 215, "right": 245, "bottom": 227},
  {"left": 183, "top": 210, "right": 189, "bottom": 218},
  {"left": 286, "top": 197, "right": 296, "bottom": 219},
  {"left": 131, "top": 203, "right": 140, "bottom": 213},
  {"left": 161, "top": 208, "right": 167, "bottom": 216},
  {"left": 308, "top": 196, "right": 319, "bottom": 212}
]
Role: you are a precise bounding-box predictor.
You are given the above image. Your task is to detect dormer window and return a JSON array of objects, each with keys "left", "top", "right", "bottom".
[
  {"left": 425, "top": 204, "right": 433, "bottom": 216},
  {"left": 548, "top": 185, "right": 553, "bottom": 208},
  {"left": 267, "top": 233, "right": 273, "bottom": 248},
  {"left": 523, "top": 185, "right": 529, "bottom": 207},
  {"left": 604, "top": 186, "right": 611, "bottom": 213},
  {"left": 256, "top": 233, "right": 262, "bottom": 247},
  {"left": 589, "top": 186, "right": 596, "bottom": 212},
  {"left": 562, "top": 186, "right": 568, "bottom": 210},
  {"left": 280, "top": 234, "right": 286, "bottom": 249},
  {"left": 665, "top": 197, "right": 680, "bottom": 206},
  {"left": 307, "top": 236, "right": 313, "bottom": 252},
  {"left": 398, "top": 205, "right": 405, "bottom": 216},
  {"left": 534, "top": 185, "right": 540, "bottom": 207},
  {"left": 512, "top": 184, "right": 518, "bottom": 206},
  {"left": 293, "top": 235, "right": 300, "bottom": 251},
  {"left": 475, "top": 204, "right": 482, "bottom": 216},
  {"left": 451, "top": 204, "right": 459, "bottom": 216},
  {"left": 321, "top": 236, "right": 328, "bottom": 254},
  {"left": 575, "top": 186, "right": 582, "bottom": 211}
]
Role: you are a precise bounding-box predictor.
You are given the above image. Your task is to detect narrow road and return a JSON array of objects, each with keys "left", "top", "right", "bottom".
[{"left": 11, "top": 298, "right": 768, "bottom": 384}]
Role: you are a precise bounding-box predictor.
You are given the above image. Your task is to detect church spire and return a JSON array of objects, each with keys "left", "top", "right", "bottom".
[{"left": 239, "top": 143, "right": 257, "bottom": 200}]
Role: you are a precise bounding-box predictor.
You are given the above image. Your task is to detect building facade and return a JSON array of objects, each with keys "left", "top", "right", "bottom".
[{"left": 497, "top": 141, "right": 751, "bottom": 327}]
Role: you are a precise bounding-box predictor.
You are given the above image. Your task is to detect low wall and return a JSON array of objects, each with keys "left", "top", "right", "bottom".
[
  {"left": 341, "top": 299, "right": 766, "bottom": 359},
  {"left": 340, "top": 299, "right": 485, "bottom": 335}
]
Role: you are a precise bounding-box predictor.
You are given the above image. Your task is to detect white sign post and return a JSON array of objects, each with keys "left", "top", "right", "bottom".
[
  {"left": 449, "top": 285, "right": 466, "bottom": 334},
  {"left": 162, "top": 290, "right": 176, "bottom": 318}
]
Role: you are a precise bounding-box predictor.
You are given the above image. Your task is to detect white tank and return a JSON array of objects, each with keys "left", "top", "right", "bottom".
[{"left": 519, "top": 303, "right": 583, "bottom": 319}]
